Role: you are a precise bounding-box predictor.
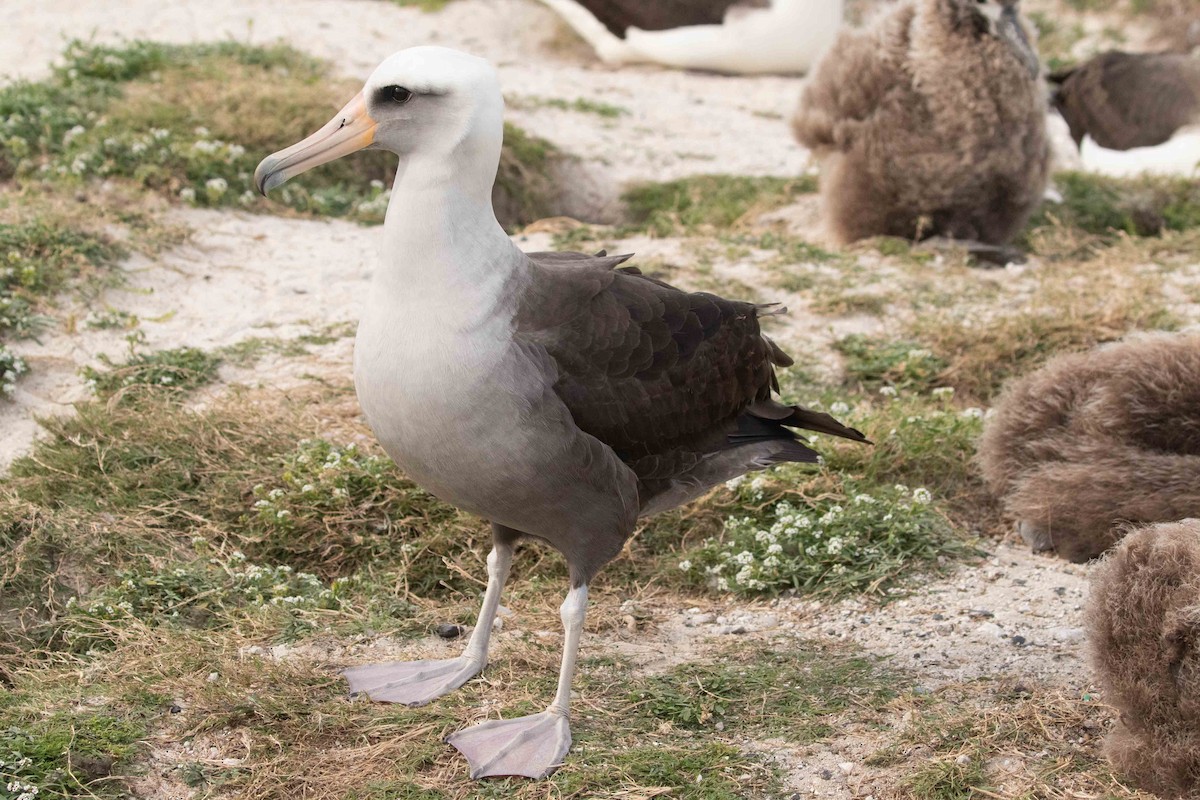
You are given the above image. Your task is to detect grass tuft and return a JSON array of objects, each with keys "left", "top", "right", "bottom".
[
  {"left": 82, "top": 342, "right": 222, "bottom": 398},
  {"left": 680, "top": 475, "right": 960, "bottom": 596},
  {"left": 835, "top": 334, "right": 948, "bottom": 394},
  {"left": 622, "top": 175, "right": 817, "bottom": 236},
  {"left": 634, "top": 642, "right": 898, "bottom": 740},
  {"left": 1032, "top": 172, "right": 1200, "bottom": 238}
]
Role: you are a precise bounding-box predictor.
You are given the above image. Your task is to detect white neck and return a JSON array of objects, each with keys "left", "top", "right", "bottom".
[{"left": 374, "top": 152, "right": 520, "bottom": 308}]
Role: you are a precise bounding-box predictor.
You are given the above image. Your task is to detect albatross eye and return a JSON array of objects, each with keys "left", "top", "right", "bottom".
[{"left": 388, "top": 86, "right": 414, "bottom": 105}]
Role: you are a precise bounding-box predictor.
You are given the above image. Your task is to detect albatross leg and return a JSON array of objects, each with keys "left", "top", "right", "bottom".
[
  {"left": 447, "top": 583, "right": 588, "bottom": 779},
  {"left": 343, "top": 539, "right": 513, "bottom": 706}
]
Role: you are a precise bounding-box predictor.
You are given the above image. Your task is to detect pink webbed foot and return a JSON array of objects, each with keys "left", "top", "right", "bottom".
[
  {"left": 343, "top": 656, "right": 482, "bottom": 706},
  {"left": 447, "top": 709, "right": 571, "bottom": 779}
]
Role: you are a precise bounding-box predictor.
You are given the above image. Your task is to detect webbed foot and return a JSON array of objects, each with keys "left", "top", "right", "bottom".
[
  {"left": 344, "top": 656, "right": 482, "bottom": 706},
  {"left": 447, "top": 709, "right": 571, "bottom": 779}
]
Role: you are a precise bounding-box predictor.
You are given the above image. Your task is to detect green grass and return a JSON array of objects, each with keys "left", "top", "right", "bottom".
[
  {"left": 388, "top": 0, "right": 456, "bottom": 9},
  {"left": 0, "top": 390, "right": 482, "bottom": 654},
  {"left": 82, "top": 342, "right": 222, "bottom": 398},
  {"left": 634, "top": 642, "right": 899, "bottom": 740},
  {"left": 679, "top": 473, "right": 963, "bottom": 597},
  {"left": 835, "top": 334, "right": 949, "bottom": 394},
  {"left": 1032, "top": 172, "right": 1200, "bottom": 239},
  {"left": 511, "top": 95, "right": 629, "bottom": 118},
  {"left": 494, "top": 122, "right": 561, "bottom": 231},
  {"left": 0, "top": 217, "right": 124, "bottom": 397},
  {"left": 622, "top": 175, "right": 818, "bottom": 236},
  {"left": 0, "top": 703, "right": 152, "bottom": 798},
  {"left": 905, "top": 755, "right": 988, "bottom": 800}
]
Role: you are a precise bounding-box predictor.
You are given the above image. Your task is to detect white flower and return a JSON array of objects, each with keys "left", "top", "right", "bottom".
[
  {"left": 830, "top": 401, "right": 850, "bottom": 415},
  {"left": 826, "top": 536, "right": 845, "bottom": 555},
  {"left": 179, "top": 187, "right": 196, "bottom": 202},
  {"left": 767, "top": 543, "right": 783, "bottom": 555},
  {"left": 734, "top": 550, "right": 755, "bottom": 566},
  {"left": 749, "top": 477, "right": 766, "bottom": 492},
  {"left": 879, "top": 386, "right": 898, "bottom": 397},
  {"left": 912, "top": 487, "right": 932, "bottom": 505},
  {"left": 724, "top": 475, "right": 745, "bottom": 490},
  {"left": 960, "top": 407, "right": 984, "bottom": 419},
  {"left": 932, "top": 386, "right": 955, "bottom": 398},
  {"left": 62, "top": 124, "right": 86, "bottom": 145},
  {"left": 678, "top": 559, "right": 692, "bottom": 571},
  {"left": 205, "top": 177, "right": 229, "bottom": 198},
  {"left": 853, "top": 493, "right": 875, "bottom": 505}
]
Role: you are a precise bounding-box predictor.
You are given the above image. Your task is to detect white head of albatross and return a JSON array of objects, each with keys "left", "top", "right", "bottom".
[
  {"left": 255, "top": 46, "right": 504, "bottom": 195},
  {"left": 254, "top": 46, "right": 866, "bottom": 781}
]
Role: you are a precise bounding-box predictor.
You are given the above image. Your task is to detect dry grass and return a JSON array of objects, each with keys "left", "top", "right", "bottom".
[{"left": 879, "top": 682, "right": 1159, "bottom": 800}]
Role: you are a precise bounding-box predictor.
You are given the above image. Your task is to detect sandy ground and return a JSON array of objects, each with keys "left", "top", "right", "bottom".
[{"left": 0, "top": 1, "right": 1170, "bottom": 795}]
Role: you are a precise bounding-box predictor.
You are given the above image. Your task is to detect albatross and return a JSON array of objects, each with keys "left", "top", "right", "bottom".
[
  {"left": 254, "top": 45, "right": 866, "bottom": 780},
  {"left": 535, "top": 0, "right": 844, "bottom": 75},
  {"left": 1050, "top": 50, "right": 1200, "bottom": 178}
]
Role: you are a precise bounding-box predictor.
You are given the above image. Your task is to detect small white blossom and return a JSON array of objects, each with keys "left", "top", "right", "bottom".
[{"left": 879, "top": 386, "right": 898, "bottom": 397}]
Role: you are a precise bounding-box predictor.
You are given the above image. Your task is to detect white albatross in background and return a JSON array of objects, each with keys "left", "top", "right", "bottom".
[
  {"left": 536, "top": 0, "right": 844, "bottom": 74},
  {"left": 252, "top": 46, "right": 865, "bottom": 779},
  {"left": 1051, "top": 50, "right": 1200, "bottom": 178}
]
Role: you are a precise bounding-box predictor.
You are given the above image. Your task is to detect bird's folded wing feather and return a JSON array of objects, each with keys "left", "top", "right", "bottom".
[
  {"left": 564, "top": 0, "right": 769, "bottom": 37},
  {"left": 514, "top": 251, "right": 781, "bottom": 461}
]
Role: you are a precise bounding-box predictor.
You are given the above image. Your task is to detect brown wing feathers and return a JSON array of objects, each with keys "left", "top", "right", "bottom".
[
  {"left": 518, "top": 251, "right": 867, "bottom": 473},
  {"left": 567, "top": 0, "right": 769, "bottom": 38},
  {"left": 1051, "top": 51, "right": 1200, "bottom": 150}
]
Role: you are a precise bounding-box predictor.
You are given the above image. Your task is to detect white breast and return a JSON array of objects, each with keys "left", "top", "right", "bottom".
[{"left": 1080, "top": 128, "right": 1200, "bottom": 178}]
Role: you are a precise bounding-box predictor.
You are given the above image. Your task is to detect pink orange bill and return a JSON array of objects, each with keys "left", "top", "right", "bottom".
[{"left": 254, "top": 91, "right": 377, "bottom": 195}]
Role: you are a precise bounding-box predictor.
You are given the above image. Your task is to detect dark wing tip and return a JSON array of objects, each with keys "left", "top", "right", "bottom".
[{"left": 755, "top": 402, "right": 871, "bottom": 444}]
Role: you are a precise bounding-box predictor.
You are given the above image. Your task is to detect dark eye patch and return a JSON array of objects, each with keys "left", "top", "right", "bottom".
[{"left": 381, "top": 85, "right": 414, "bottom": 105}]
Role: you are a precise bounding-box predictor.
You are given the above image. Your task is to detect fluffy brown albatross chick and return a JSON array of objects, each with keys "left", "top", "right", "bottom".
[
  {"left": 793, "top": 0, "right": 1049, "bottom": 265},
  {"left": 254, "top": 46, "right": 866, "bottom": 780},
  {"left": 1087, "top": 519, "right": 1200, "bottom": 797},
  {"left": 979, "top": 334, "right": 1200, "bottom": 562}
]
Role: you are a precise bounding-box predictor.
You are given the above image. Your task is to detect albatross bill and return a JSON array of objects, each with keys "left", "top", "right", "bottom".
[{"left": 254, "top": 91, "right": 376, "bottom": 195}]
